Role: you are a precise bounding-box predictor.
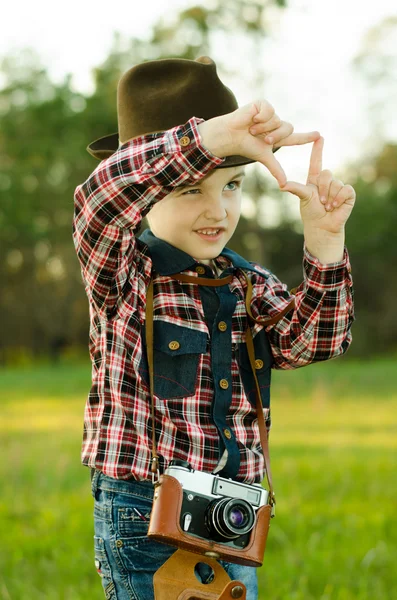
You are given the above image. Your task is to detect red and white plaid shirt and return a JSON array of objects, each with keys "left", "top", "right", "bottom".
[{"left": 73, "top": 117, "right": 354, "bottom": 484}]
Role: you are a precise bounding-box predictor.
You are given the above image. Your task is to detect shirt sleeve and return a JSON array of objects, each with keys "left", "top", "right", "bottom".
[
  {"left": 250, "top": 244, "right": 355, "bottom": 369},
  {"left": 72, "top": 117, "right": 224, "bottom": 317}
]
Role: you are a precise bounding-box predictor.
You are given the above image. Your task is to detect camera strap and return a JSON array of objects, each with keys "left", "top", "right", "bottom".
[{"left": 145, "top": 269, "right": 296, "bottom": 508}]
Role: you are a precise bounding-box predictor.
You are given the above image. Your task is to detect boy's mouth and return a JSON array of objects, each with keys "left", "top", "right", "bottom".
[{"left": 194, "top": 228, "right": 224, "bottom": 242}]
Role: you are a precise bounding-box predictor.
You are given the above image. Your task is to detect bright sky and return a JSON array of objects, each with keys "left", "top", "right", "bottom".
[{"left": 1, "top": 0, "right": 396, "bottom": 208}]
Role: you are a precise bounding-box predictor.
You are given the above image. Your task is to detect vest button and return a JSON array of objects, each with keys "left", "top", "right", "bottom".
[
  {"left": 196, "top": 266, "right": 206, "bottom": 275},
  {"left": 223, "top": 428, "right": 232, "bottom": 440},
  {"left": 179, "top": 135, "right": 191, "bottom": 147},
  {"left": 168, "top": 341, "right": 180, "bottom": 351},
  {"left": 255, "top": 359, "right": 264, "bottom": 369},
  {"left": 218, "top": 321, "right": 227, "bottom": 332},
  {"left": 219, "top": 379, "right": 229, "bottom": 390}
]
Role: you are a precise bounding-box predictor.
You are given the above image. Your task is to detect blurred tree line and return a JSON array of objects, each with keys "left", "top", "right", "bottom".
[{"left": 1, "top": 1, "right": 396, "bottom": 364}]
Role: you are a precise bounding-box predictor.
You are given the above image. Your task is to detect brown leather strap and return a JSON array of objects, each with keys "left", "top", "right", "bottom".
[
  {"left": 244, "top": 324, "right": 275, "bottom": 505},
  {"left": 239, "top": 270, "right": 295, "bottom": 327},
  {"left": 239, "top": 270, "right": 295, "bottom": 505},
  {"left": 170, "top": 273, "right": 233, "bottom": 286},
  {"left": 145, "top": 269, "right": 296, "bottom": 498},
  {"left": 153, "top": 548, "right": 243, "bottom": 600},
  {"left": 146, "top": 278, "right": 160, "bottom": 475},
  {"left": 170, "top": 271, "right": 295, "bottom": 322}
]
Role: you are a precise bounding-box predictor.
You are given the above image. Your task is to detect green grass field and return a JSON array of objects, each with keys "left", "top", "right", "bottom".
[{"left": 0, "top": 355, "right": 396, "bottom": 599}]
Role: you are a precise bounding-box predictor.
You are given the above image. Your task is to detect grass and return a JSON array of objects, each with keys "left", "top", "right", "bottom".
[{"left": 0, "top": 355, "right": 396, "bottom": 599}]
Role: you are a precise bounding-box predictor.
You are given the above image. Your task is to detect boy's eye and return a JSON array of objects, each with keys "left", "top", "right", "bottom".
[
  {"left": 182, "top": 188, "right": 201, "bottom": 195},
  {"left": 225, "top": 180, "right": 242, "bottom": 191},
  {"left": 182, "top": 180, "right": 242, "bottom": 195}
]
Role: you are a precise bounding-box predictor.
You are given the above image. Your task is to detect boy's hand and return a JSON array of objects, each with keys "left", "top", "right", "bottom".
[
  {"left": 279, "top": 137, "right": 356, "bottom": 235},
  {"left": 197, "top": 100, "right": 320, "bottom": 186}
]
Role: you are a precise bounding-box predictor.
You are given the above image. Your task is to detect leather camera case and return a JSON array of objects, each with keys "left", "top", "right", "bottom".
[{"left": 148, "top": 474, "right": 271, "bottom": 568}]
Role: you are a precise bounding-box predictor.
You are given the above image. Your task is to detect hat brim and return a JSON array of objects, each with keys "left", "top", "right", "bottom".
[
  {"left": 86, "top": 132, "right": 279, "bottom": 165},
  {"left": 86, "top": 133, "right": 119, "bottom": 160}
]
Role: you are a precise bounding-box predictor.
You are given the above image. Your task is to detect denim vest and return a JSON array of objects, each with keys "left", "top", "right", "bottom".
[{"left": 136, "top": 229, "right": 275, "bottom": 479}]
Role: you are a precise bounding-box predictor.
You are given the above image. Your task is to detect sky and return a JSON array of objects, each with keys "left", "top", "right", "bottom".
[{"left": 1, "top": 0, "right": 396, "bottom": 215}]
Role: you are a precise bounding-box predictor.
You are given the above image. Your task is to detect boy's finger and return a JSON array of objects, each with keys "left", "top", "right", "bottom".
[
  {"left": 250, "top": 114, "right": 282, "bottom": 133},
  {"left": 250, "top": 121, "right": 294, "bottom": 143},
  {"left": 276, "top": 131, "right": 321, "bottom": 147},
  {"left": 261, "top": 154, "right": 287, "bottom": 187},
  {"left": 307, "top": 137, "right": 324, "bottom": 184},
  {"left": 252, "top": 99, "right": 275, "bottom": 122},
  {"left": 318, "top": 171, "right": 334, "bottom": 207},
  {"left": 279, "top": 180, "right": 311, "bottom": 201}
]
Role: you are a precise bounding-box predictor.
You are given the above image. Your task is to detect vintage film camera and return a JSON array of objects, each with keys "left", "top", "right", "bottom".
[{"left": 165, "top": 461, "right": 269, "bottom": 549}]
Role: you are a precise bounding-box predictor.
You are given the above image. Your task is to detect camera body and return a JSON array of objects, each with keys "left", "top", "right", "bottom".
[{"left": 165, "top": 461, "right": 269, "bottom": 549}]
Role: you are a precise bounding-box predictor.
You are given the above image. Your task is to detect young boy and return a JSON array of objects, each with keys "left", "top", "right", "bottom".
[{"left": 73, "top": 56, "right": 355, "bottom": 600}]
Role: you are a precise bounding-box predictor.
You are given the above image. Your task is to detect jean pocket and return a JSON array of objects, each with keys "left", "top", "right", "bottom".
[
  {"left": 94, "top": 488, "right": 112, "bottom": 521},
  {"left": 113, "top": 491, "right": 175, "bottom": 573},
  {"left": 138, "top": 321, "right": 207, "bottom": 399},
  {"left": 112, "top": 489, "right": 153, "bottom": 539},
  {"left": 117, "top": 506, "right": 152, "bottom": 538},
  {"left": 94, "top": 536, "right": 117, "bottom": 600},
  {"left": 115, "top": 535, "right": 176, "bottom": 574}
]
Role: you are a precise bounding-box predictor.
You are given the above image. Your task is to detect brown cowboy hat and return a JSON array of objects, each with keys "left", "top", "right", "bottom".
[{"left": 86, "top": 55, "right": 280, "bottom": 166}]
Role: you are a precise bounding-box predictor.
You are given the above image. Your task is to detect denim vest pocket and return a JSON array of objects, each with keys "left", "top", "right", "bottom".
[
  {"left": 236, "top": 328, "right": 273, "bottom": 410},
  {"left": 139, "top": 321, "right": 208, "bottom": 400}
]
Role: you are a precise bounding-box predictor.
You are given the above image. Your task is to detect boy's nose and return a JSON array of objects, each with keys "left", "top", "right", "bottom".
[{"left": 203, "top": 196, "right": 227, "bottom": 221}]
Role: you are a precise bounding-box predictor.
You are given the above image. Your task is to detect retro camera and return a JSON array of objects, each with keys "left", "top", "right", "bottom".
[{"left": 165, "top": 461, "right": 269, "bottom": 549}]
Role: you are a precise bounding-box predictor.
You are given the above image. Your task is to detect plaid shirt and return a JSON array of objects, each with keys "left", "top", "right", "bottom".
[{"left": 73, "top": 117, "right": 354, "bottom": 484}]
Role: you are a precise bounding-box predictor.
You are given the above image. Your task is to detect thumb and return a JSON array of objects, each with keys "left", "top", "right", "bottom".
[{"left": 279, "top": 181, "right": 311, "bottom": 200}]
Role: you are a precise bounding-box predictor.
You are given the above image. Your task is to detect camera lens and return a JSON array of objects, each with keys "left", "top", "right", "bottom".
[
  {"left": 229, "top": 506, "right": 246, "bottom": 528},
  {"left": 205, "top": 497, "right": 256, "bottom": 540}
]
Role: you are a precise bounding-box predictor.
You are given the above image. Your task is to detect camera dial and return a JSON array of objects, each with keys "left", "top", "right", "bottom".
[{"left": 168, "top": 460, "right": 193, "bottom": 470}]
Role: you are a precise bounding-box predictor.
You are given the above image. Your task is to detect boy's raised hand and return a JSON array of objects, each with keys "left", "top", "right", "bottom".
[
  {"left": 279, "top": 137, "right": 356, "bottom": 234},
  {"left": 198, "top": 100, "right": 320, "bottom": 187}
]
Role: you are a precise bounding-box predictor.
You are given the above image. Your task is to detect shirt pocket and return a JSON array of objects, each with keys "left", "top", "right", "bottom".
[
  {"left": 236, "top": 328, "right": 273, "bottom": 410},
  {"left": 139, "top": 321, "right": 208, "bottom": 400}
]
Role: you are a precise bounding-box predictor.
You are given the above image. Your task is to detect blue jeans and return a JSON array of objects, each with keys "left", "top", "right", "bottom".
[{"left": 91, "top": 470, "right": 258, "bottom": 600}]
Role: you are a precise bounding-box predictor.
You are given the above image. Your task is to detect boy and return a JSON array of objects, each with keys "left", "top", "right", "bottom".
[{"left": 73, "top": 56, "right": 355, "bottom": 600}]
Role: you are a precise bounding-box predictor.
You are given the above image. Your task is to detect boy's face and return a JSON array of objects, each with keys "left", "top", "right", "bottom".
[{"left": 147, "top": 166, "right": 245, "bottom": 264}]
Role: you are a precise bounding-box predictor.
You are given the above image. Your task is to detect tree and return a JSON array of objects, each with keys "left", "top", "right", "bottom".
[{"left": 1, "top": 1, "right": 396, "bottom": 362}]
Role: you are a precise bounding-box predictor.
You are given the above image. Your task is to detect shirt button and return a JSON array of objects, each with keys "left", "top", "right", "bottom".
[
  {"left": 219, "top": 379, "right": 229, "bottom": 390},
  {"left": 168, "top": 341, "right": 180, "bottom": 351},
  {"left": 218, "top": 321, "right": 227, "bottom": 332},
  {"left": 196, "top": 266, "right": 206, "bottom": 275},
  {"left": 255, "top": 359, "right": 264, "bottom": 369},
  {"left": 223, "top": 428, "right": 232, "bottom": 440},
  {"left": 179, "top": 135, "right": 191, "bottom": 147}
]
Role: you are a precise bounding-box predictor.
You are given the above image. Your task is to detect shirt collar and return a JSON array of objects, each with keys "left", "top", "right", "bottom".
[{"left": 138, "top": 229, "right": 261, "bottom": 276}]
